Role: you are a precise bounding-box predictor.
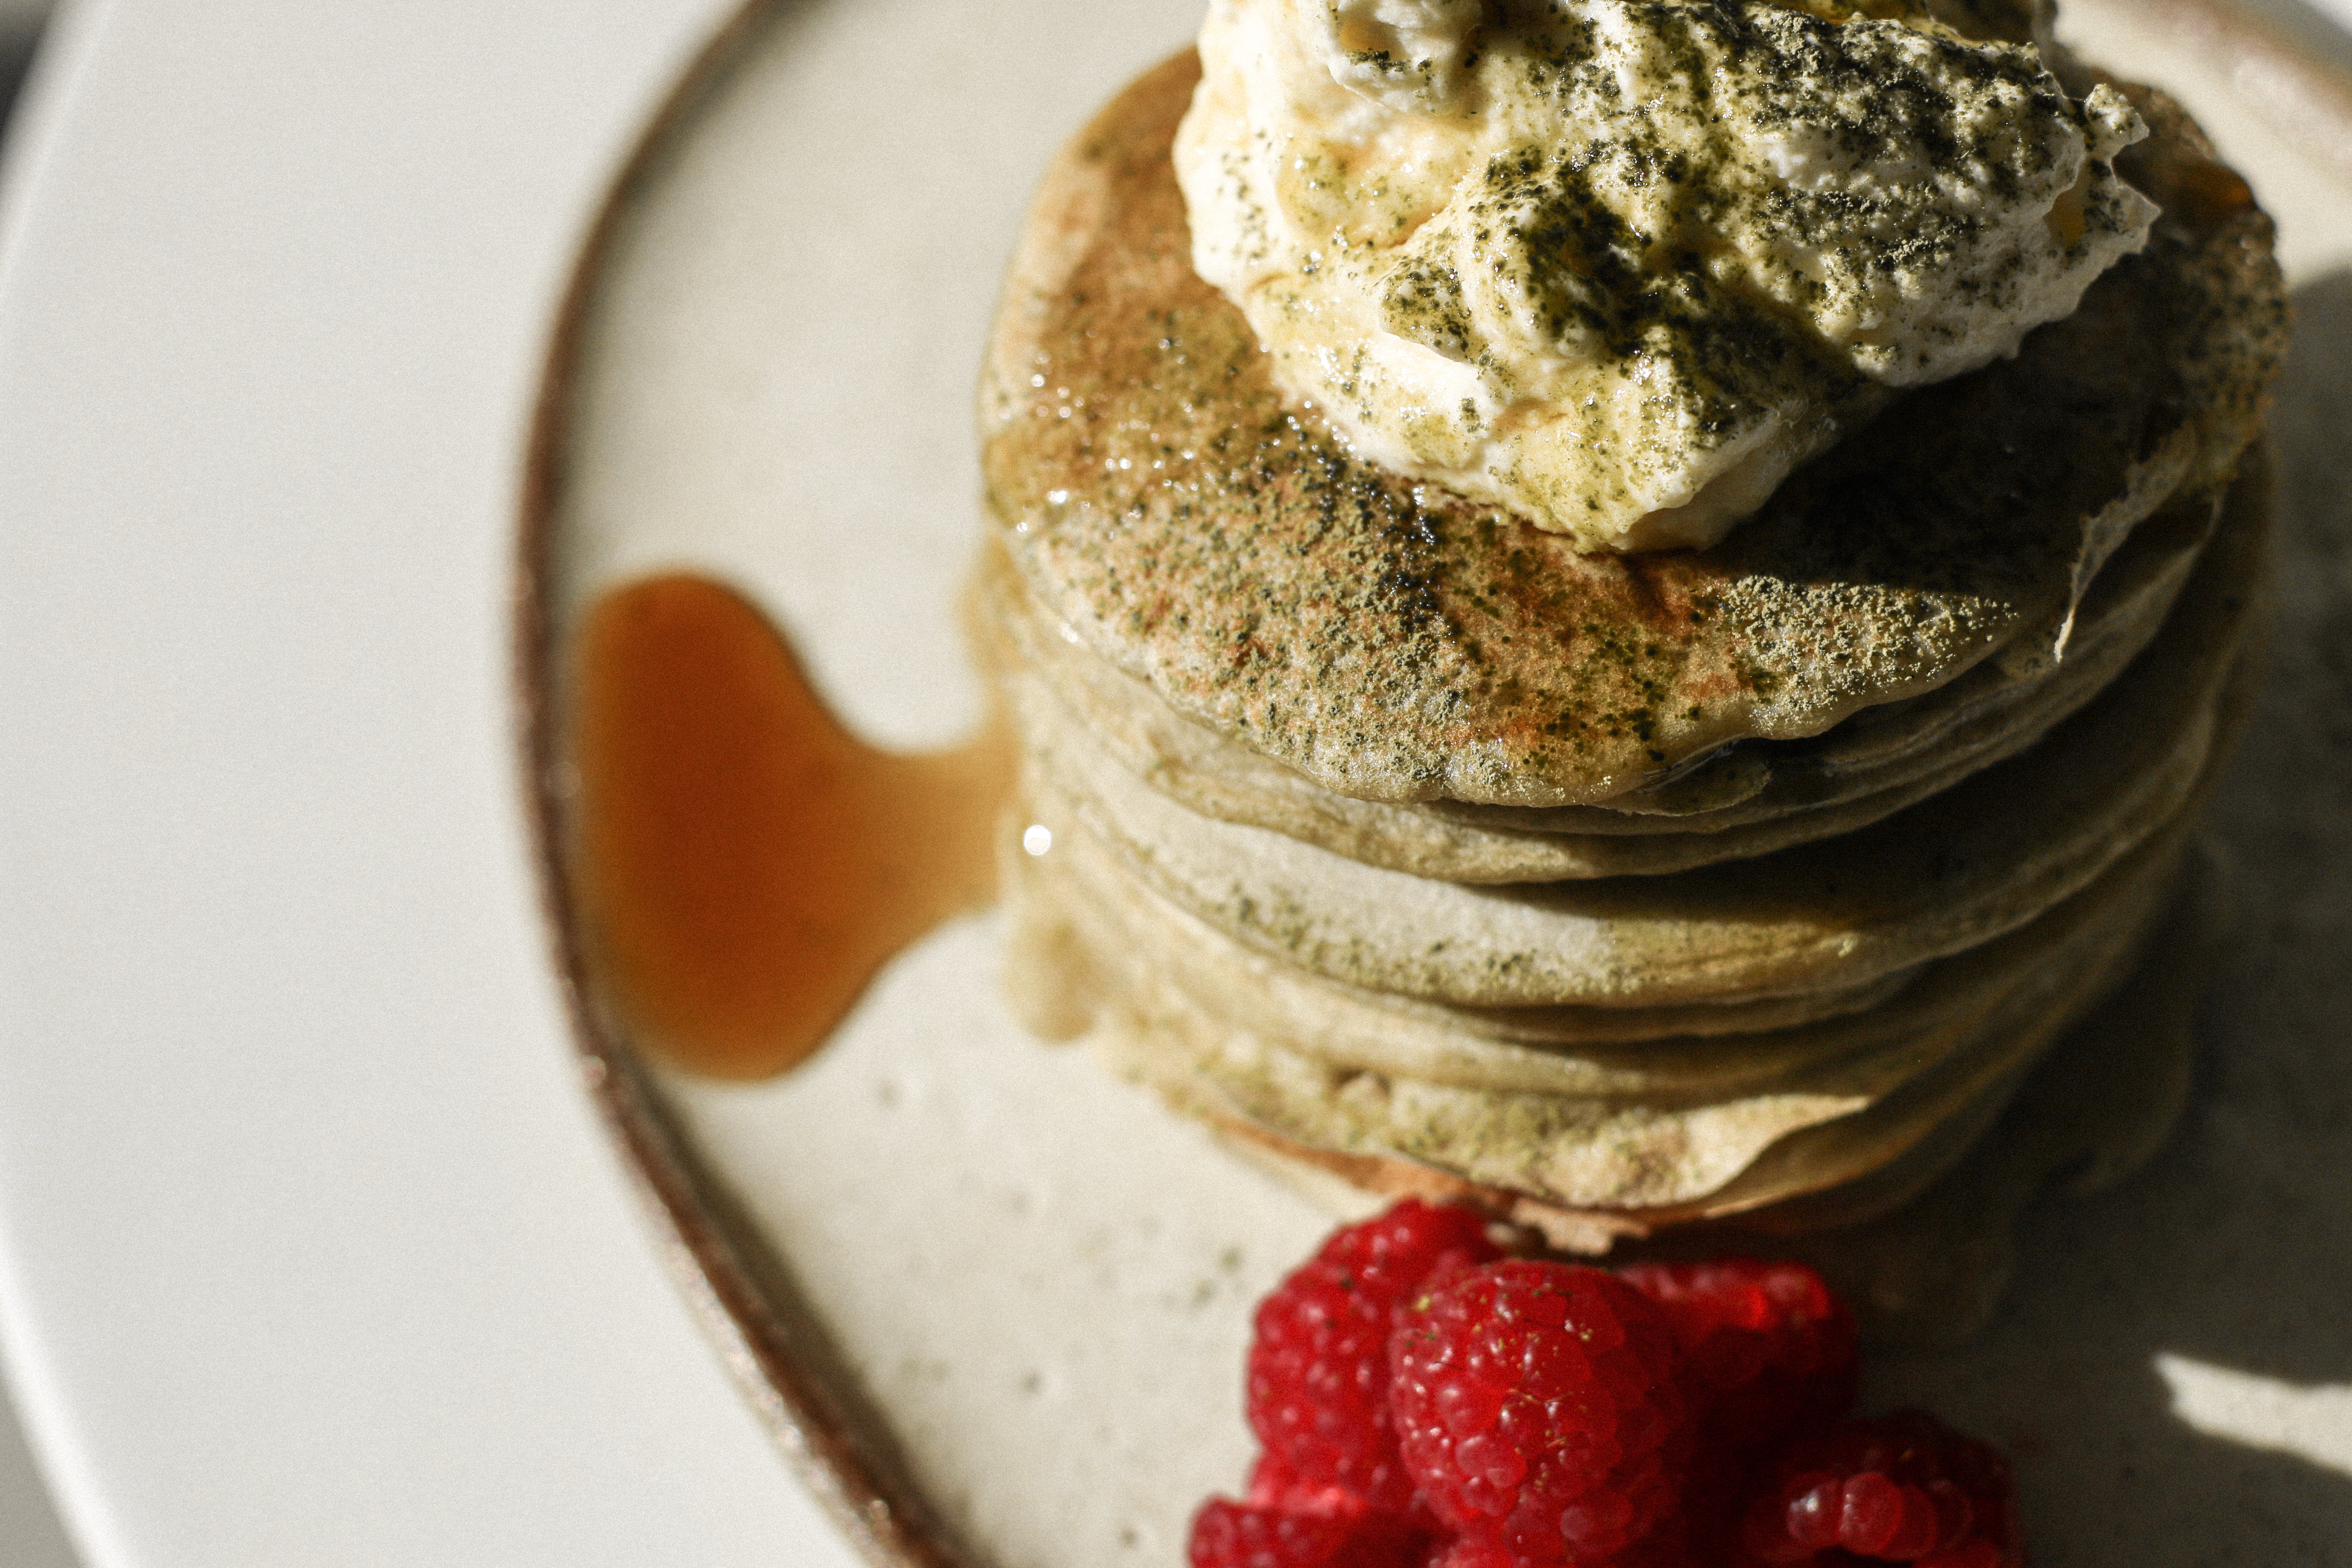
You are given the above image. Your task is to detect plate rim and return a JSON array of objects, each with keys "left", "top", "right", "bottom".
[
  {"left": 511, "top": 3, "right": 975, "bottom": 1565},
  {"left": 506, "top": 6, "right": 2352, "bottom": 1568}
]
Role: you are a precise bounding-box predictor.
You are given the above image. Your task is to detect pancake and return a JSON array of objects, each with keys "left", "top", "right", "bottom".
[
  {"left": 986, "top": 467, "right": 2257, "bottom": 881},
  {"left": 1013, "top": 781, "right": 2208, "bottom": 1105},
  {"left": 1742, "top": 850, "right": 2229, "bottom": 1343},
  {"left": 1121, "top": 837, "right": 2227, "bottom": 1335},
  {"left": 1007, "top": 810, "right": 1925, "bottom": 1050},
  {"left": 1028, "top": 529, "right": 2253, "bottom": 1008},
  {"left": 1178, "top": 833, "right": 2226, "bottom": 1322},
  {"left": 1005, "top": 606, "right": 2260, "bottom": 1226},
  {"left": 1428, "top": 472, "right": 2240, "bottom": 830},
  {"left": 1069, "top": 811, "right": 2190, "bottom": 1218},
  {"left": 979, "top": 55, "right": 2283, "bottom": 809}
]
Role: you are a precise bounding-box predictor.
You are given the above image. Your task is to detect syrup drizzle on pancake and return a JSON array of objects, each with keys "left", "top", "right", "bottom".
[{"left": 567, "top": 573, "right": 1010, "bottom": 1080}]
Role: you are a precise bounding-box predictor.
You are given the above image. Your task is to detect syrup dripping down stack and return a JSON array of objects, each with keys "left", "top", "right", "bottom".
[{"left": 974, "top": 55, "right": 2285, "bottom": 1268}]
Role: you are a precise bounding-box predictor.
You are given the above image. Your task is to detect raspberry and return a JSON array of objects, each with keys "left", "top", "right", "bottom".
[
  {"left": 1421, "top": 1538, "right": 1520, "bottom": 1568},
  {"left": 1187, "top": 1493, "right": 1425, "bottom": 1568},
  {"left": 1249, "top": 1201, "right": 1503, "bottom": 1516},
  {"left": 1613, "top": 1258, "right": 1857, "bottom": 1560},
  {"left": 1390, "top": 1260, "right": 1692, "bottom": 1562},
  {"left": 1616, "top": 1259, "right": 1856, "bottom": 1461},
  {"left": 1738, "top": 1411, "right": 2022, "bottom": 1567},
  {"left": 1422, "top": 1522, "right": 1706, "bottom": 1568}
]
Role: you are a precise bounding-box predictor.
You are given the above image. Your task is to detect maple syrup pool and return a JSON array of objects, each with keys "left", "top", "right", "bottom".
[{"left": 565, "top": 573, "right": 1011, "bottom": 1080}]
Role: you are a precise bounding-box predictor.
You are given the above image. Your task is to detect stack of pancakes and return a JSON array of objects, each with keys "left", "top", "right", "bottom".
[{"left": 974, "top": 54, "right": 2285, "bottom": 1259}]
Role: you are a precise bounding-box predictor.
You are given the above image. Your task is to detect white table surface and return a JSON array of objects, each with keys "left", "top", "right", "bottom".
[{"left": 1, "top": 2, "right": 2350, "bottom": 1567}]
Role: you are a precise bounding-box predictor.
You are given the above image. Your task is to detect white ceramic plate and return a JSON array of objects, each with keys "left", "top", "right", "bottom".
[
  {"left": 0, "top": 1, "right": 861, "bottom": 1563},
  {"left": 526, "top": 3, "right": 2352, "bottom": 1567},
  {"left": 2, "top": 2, "right": 2350, "bottom": 1566}
]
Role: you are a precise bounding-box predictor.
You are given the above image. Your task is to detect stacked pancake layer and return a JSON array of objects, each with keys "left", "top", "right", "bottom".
[{"left": 977, "top": 55, "right": 2286, "bottom": 1249}]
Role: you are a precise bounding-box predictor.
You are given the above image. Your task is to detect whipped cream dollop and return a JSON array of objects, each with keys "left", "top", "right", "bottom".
[{"left": 1173, "top": 0, "right": 2159, "bottom": 552}]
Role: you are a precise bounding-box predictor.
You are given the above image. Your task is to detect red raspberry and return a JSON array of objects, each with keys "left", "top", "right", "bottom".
[
  {"left": 1614, "top": 1259, "right": 1858, "bottom": 1563},
  {"left": 1249, "top": 1201, "right": 1503, "bottom": 1516},
  {"left": 1738, "top": 1411, "right": 2022, "bottom": 1566},
  {"left": 1421, "top": 1539, "right": 1519, "bottom": 1568},
  {"left": 1616, "top": 1259, "right": 1857, "bottom": 1454},
  {"left": 1411, "top": 1532, "right": 1712, "bottom": 1568},
  {"left": 1188, "top": 1492, "right": 1425, "bottom": 1568},
  {"left": 1389, "top": 1260, "right": 1693, "bottom": 1562},
  {"left": 1421, "top": 1522, "right": 1706, "bottom": 1568}
]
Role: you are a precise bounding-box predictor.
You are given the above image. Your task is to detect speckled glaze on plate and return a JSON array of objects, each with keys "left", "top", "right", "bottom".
[{"left": 516, "top": 3, "right": 2352, "bottom": 1565}]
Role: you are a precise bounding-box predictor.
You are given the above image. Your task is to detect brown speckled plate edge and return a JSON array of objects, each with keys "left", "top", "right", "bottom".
[
  {"left": 511, "top": 4, "right": 974, "bottom": 1565},
  {"left": 505, "top": 6, "right": 2352, "bottom": 1568}
]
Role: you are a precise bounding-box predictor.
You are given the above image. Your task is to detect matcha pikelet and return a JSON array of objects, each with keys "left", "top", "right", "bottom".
[
  {"left": 1017, "top": 807, "right": 2199, "bottom": 1222},
  {"left": 1007, "top": 467, "right": 2263, "bottom": 1010},
  {"left": 977, "top": 480, "right": 2220, "bottom": 882},
  {"left": 974, "top": 0, "right": 2286, "bottom": 1272}
]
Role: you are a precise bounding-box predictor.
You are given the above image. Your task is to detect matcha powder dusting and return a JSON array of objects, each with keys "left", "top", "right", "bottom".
[{"left": 1175, "top": 0, "right": 2159, "bottom": 552}]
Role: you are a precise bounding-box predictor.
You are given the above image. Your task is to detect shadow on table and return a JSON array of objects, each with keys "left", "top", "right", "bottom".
[
  {"left": 1870, "top": 270, "right": 2352, "bottom": 1566},
  {"left": 0, "top": 17, "right": 38, "bottom": 130},
  {"left": 0, "top": 16, "right": 92, "bottom": 1567}
]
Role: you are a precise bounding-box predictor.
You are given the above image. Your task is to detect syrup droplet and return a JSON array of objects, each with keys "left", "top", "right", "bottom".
[{"left": 567, "top": 573, "right": 1011, "bottom": 1080}]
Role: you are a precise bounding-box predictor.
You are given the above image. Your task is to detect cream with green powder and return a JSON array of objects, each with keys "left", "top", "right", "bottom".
[{"left": 1174, "top": 0, "right": 2159, "bottom": 552}]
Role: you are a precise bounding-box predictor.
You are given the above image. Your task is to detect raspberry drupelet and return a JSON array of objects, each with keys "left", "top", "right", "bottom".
[{"left": 1389, "top": 1260, "right": 1694, "bottom": 1562}]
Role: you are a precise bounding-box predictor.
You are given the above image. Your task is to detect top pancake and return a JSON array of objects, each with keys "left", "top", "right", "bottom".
[{"left": 980, "top": 54, "right": 2283, "bottom": 809}]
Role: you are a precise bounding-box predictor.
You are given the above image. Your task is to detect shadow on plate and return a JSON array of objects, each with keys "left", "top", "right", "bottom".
[{"left": 1870, "top": 270, "right": 2352, "bottom": 1565}]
